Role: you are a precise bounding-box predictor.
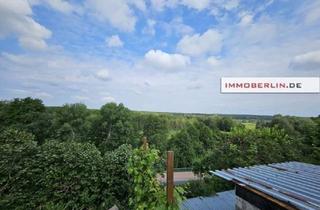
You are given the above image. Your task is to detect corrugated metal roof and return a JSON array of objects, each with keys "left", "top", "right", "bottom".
[
  {"left": 211, "top": 161, "right": 320, "bottom": 210},
  {"left": 180, "top": 190, "right": 235, "bottom": 210}
]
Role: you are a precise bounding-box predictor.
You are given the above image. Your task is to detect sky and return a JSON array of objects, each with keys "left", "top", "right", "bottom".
[{"left": 0, "top": 0, "right": 319, "bottom": 116}]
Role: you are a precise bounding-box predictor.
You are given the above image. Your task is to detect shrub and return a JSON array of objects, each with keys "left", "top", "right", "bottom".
[
  {"left": 35, "top": 141, "right": 104, "bottom": 209},
  {"left": 128, "top": 140, "right": 185, "bottom": 210},
  {"left": 128, "top": 142, "right": 165, "bottom": 210},
  {"left": 183, "top": 176, "right": 233, "bottom": 198},
  {"left": 0, "top": 128, "right": 39, "bottom": 209},
  {"left": 101, "top": 144, "right": 133, "bottom": 209},
  {"left": 0, "top": 128, "right": 133, "bottom": 210}
]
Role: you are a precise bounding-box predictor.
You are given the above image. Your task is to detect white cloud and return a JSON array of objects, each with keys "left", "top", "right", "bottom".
[
  {"left": 10, "top": 88, "right": 52, "bottom": 98},
  {"left": 106, "top": 35, "right": 123, "bottom": 47},
  {"left": 143, "top": 19, "right": 156, "bottom": 36},
  {"left": 29, "top": 0, "right": 78, "bottom": 14},
  {"left": 187, "top": 83, "right": 202, "bottom": 90},
  {"left": 181, "top": 0, "right": 210, "bottom": 10},
  {"left": 150, "top": 0, "right": 210, "bottom": 11},
  {"left": 223, "top": 0, "right": 239, "bottom": 10},
  {"left": 177, "top": 29, "right": 222, "bottom": 56},
  {"left": 144, "top": 49, "right": 190, "bottom": 70},
  {"left": 162, "top": 17, "right": 193, "bottom": 36},
  {"left": 74, "top": 95, "right": 90, "bottom": 101},
  {"left": 290, "top": 50, "right": 320, "bottom": 71},
  {"left": 236, "top": 20, "right": 277, "bottom": 44},
  {"left": 35, "top": 91, "right": 53, "bottom": 98},
  {"left": 133, "top": 89, "right": 143, "bottom": 95},
  {"left": 239, "top": 13, "right": 253, "bottom": 26},
  {"left": 95, "top": 69, "right": 111, "bottom": 81},
  {"left": 129, "top": 0, "right": 146, "bottom": 11},
  {"left": 303, "top": 1, "right": 320, "bottom": 25},
  {"left": 0, "top": 0, "right": 52, "bottom": 50},
  {"left": 85, "top": 0, "right": 138, "bottom": 32},
  {"left": 0, "top": 0, "right": 319, "bottom": 116},
  {"left": 102, "top": 96, "right": 116, "bottom": 102},
  {"left": 150, "top": 0, "right": 174, "bottom": 11},
  {"left": 207, "top": 56, "right": 221, "bottom": 66}
]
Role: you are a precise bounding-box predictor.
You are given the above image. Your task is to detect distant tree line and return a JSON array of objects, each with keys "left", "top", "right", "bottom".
[{"left": 0, "top": 97, "right": 319, "bottom": 209}]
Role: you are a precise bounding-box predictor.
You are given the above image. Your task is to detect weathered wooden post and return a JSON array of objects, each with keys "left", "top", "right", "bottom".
[{"left": 167, "top": 151, "right": 174, "bottom": 205}]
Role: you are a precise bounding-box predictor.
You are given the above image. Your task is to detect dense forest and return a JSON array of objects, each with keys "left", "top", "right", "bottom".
[{"left": 1, "top": 97, "right": 319, "bottom": 209}]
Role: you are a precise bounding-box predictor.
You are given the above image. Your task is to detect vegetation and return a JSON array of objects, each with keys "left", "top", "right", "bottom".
[
  {"left": 183, "top": 176, "right": 233, "bottom": 198},
  {"left": 0, "top": 97, "right": 319, "bottom": 209},
  {"left": 128, "top": 140, "right": 184, "bottom": 210}
]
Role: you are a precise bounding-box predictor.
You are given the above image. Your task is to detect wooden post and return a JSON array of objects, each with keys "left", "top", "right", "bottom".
[{"left": 167, "top": 151, "right": 174, "bottom": 205}]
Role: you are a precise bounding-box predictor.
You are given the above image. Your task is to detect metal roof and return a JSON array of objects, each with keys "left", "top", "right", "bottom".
[
  {"left": 180, "top": 190, "right": 235, "bottom": 210},
  {"left": 211, "top": 161, "right": 320, "bottom": 210}
]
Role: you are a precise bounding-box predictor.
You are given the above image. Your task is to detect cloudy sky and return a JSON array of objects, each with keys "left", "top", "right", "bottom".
[{"left": 0, "top": 0, "right": 319, "bottom": 116}]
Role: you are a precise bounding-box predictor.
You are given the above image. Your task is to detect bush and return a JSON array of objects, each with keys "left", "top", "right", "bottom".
[
  {"left": 35, "top": 141, "right": 104, "bottom": 209},
  {"left": 128, "top": 141, "right": 185, "bottom": 210},
  {"left": 101, "top": 144, "right": 133, "bottom": 209},
  {"left": 0, "top": 128, "right": 39, "bottom": 209},
  {"left": 183, "top": 176, "right": 233, "bottom": 198},
  {"left": 128, "top": 142, "right": 165, "bottom": 210},
  {"left": 0, "top": 128, "right": 133, "bottom": 210}
]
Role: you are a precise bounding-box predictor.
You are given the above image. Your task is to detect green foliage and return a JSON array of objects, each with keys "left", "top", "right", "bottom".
[
  {"left": 194, "top": 127, "right": 302, "bottom": 174},
  {"left": 101, "top": 144, "right": 133, "bottom": 209},
  {"left": 91, "top": 103, "right": 139, "bottom": 152},
  {"left": 35, "top": 141, "right": 104, "bottom": 209},
  {"left": 128, "top": 143, "right": 165, "bottom": 210},
  {"left": 0, "top": 128, "right": 134, "bottom": 210},
  {"left": 136, "top": 114, "right": 170, "bottom": 152},
  {"left": 53, "top": 103, "right": 91, "bottom": 141},
  {"left": 169, "top": 128, "right": 199, "bottom": 168},
  {"left": 0, "top": 97, "right": 53, "bottom": 143},
  {"left": 183, "top": 177, "right": 233, "bottom": 198},
  {"left": 242, "top": 122, "right": 256, "bottom": 130},
  {"left": 1, "top": 97, "right": 319, "bottom": 208},
  {"left": 262, "top": 115, "right": 319, "bottom": 163},
  {"left": 0, "top": 128, "right": 38, "bottom": 209},
  {"left": 128, "top": 142, "right": 185, "bottom": 210},
  {"left": 168, "top": 121, "right": 218, "bottom": 168},
  {"left": 216, "top": 117, "right": 234, "bottom": 132}
]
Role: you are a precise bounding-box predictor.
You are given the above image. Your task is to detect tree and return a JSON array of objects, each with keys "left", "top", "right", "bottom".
[
  {"left": 0, "top": 128, "right": 136, "bottom": 210},
  {"left": 169, "top": 123, "right": 203, "bottom": 168},
  {"left": 90, "top": 103, "right": 138, "bottom": 152},
  {"left": 269, "top": 115, "right": 296, "bottom": 136},
  {"left": 216, "top": 117, "right": 234, "bottom": 132},
  {"left": 53, "top": 103, "right": 90, "bottom": 141},
  {"left": 194, "top": 120, "right": 214, "bottom": 148},
  {"left": 0, "top": 128, "right": 38, "bottom": 209},
  {"left": 195, "top": 127, "right": 303, "bottom": 174},
  {"left": 101, "top": 144, "right": 133, "bottom": 209},
  {"left": 137, "top": 114, "right": 170, "bottom": 152},
  {"left": 198, "top": 117, "right": 219, "bottom": 131},
  {"left": 35, "top": 141, "right": 104, "bottom": 209},
  {"left": 0, "top": 97, "right": 52, "bottom": 143}
]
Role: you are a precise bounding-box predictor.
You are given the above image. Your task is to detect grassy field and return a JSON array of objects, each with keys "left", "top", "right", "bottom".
[{"left": 242, "top": 122, "right": 256, "bottom": 130}]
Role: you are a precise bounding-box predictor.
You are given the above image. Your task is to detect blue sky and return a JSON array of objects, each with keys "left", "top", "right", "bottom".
[{"left": 0, "top": 0, "right": 319, "bottom": 116}]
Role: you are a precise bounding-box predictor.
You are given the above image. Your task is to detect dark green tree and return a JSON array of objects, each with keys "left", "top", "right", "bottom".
[
  {"left": 53, "top": 103, "right": 90, "bottom": 141},
  {"left": 0, "top": 128, "right": 38, "bottom": 209},
  {"left": 169, "top": 123, "right": 203, "bottom": 168},
  {"left": 137, "top": 114, "right": 170, "bottom": 152},
  {"left": 90, "top": 103, "right": 138, "bottom": 152},
  {"left": 0, "top": 97, "right": 52, "bottom": 143},
  {"left": 100, "top": 144, "right": 133, "bottom": 209},
  {"left": 216, "top": 117, "right": 234, "bottom": 132}
]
